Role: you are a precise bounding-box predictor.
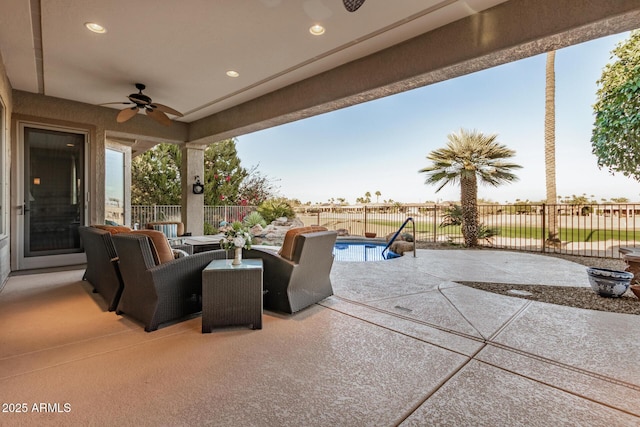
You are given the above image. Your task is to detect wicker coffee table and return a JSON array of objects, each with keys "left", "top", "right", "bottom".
[{"left": 201, "top": 258, "right": 263, "bottom": 333}]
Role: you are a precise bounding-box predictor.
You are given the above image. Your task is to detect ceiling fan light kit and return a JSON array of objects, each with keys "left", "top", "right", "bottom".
[
  {"left": 108, "top": 83, "right": 184, "bottom": 126},
  {"left": 343, "top": 0, "right": 366, "bottom": 12}
]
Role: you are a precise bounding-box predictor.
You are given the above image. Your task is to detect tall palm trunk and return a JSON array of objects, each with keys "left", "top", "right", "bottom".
[
  {"left": 545, "top": 51, "right": 560, "bottom": 246},
  {"left": 460, "top": 174, "right": 478, "bottom": 246}
]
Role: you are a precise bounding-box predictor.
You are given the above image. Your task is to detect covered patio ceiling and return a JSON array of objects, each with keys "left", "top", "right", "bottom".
[{"left": 1, "top": 1, "right": 640, "bottom": 146}]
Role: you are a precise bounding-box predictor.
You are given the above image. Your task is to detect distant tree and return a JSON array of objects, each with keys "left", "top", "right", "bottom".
[
  {"left": 591, "top": 30, "right": 640, "bottom": 180},
  {"left": 237, "top": 165, "right": 278, "bottom": 206},
  {"left": 204, "top": 139, "right": 248, "bottom": 206},
  {"left": 364, "top": 191, "right": 372, "bottom": 204},
  {"left": 375, "top": 191, "right": 381, "bottom": 203},
  {"left": 610, "top": 197, "right": 630, "bottom": 203},
  {"left": 565, "top": 195, "right": 590, "bottom": 205},
  {"left": 419, "top": 129, "right": 521, "bottom": 246},
  {"left": 131, "top": 143, "right": 182, "bottom": 205}
]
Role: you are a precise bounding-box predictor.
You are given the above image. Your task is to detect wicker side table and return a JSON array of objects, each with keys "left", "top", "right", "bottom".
[{"left": 201, "top": 258, "right": 263, "bottom": 333}]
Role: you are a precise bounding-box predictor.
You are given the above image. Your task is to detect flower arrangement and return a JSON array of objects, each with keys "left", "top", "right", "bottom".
[{"left": 219, "top": 221, "right": 252, "bottom": 251}]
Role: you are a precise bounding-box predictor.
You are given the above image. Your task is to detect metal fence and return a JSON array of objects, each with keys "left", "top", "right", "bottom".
[
  {"left": 296, "top": 203, "right": 640, "bottom": 259},
  {"left": 131, "top": 205, "right": 256, "bottom": 230},
  {"left": 131, "top": 203, "right": 640, "bottom": 258}
]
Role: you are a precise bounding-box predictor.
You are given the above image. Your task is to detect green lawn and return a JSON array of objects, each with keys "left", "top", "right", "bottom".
[
  {"left": 486, "top": 226, "right": 640, "bottom": 242},
  {"left": 367, "top": 219, "right": 640, "bottom": 242}
]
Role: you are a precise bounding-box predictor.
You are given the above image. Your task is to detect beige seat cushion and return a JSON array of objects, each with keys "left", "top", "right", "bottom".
[
  {"left": 92, "top": 225, "right": 132, "bottom": 234},
  {"left": 131, "top": 230, "right": 175, "bottom": 264},
  {"left": 278, "top": 226, "right": 328, "bottom": 261}
]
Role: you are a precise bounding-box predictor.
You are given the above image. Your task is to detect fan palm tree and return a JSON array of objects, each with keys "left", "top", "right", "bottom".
[
  {"left": 545, "top": 50, "right": 560, "bottom": 247},
  {"left": 419, "top": 129, "right": 522, "bottom": 246}
]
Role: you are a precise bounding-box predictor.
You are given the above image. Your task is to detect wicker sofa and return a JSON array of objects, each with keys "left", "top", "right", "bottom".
[
  {"left": 244, "top": 226, "right": 337, "bottom": 314},
  {"left": 112, "top": 233, "right": 226, "bottom": 331}
]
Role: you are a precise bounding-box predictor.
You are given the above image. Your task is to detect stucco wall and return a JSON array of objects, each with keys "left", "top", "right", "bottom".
[{"left": 0, "top": 51, "right": 13, "bottom": 285}]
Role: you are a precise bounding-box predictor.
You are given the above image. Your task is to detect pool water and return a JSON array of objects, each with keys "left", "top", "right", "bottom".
[{"left": 333, "top": 241, "right": 387, "bottom": 262}]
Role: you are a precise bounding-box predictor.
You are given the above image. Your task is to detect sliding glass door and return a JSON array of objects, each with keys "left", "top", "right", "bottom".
[{"left": 18, "top": 124, "right": 88, "bottom": 269}]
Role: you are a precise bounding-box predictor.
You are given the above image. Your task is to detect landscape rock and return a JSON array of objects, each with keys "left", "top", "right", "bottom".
[
  {"left": 250, "top": 224, "right": 264, "bottom": 236},
  {"left": 274, "top": 217, "right": 289, "bottom": 226},
  {"left": 250, "top": 217, "right": 316, "bottom": 246},
  {"left": 390, "top": 241, "right": 414, "bottom": 255}
]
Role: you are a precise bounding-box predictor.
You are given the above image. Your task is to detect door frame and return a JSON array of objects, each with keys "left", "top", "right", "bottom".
[{"left": 11, "top": 119, "right": 90, "bottom": 270}]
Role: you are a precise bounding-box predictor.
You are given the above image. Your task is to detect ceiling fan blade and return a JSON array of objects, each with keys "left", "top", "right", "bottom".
[
  {"left": 116, "top": 107, "right": 139, "bottom": 123},
  {"left": 100, "top": 101, "right": 134, "bottom": 106},
  {"left": 151, "top": 103, "right": 184, "bottom": 117},
  {"left": 343, "top": 0, "right": 365, "bottom": 12},
  {"left": 146, "top": 107, "right": 172, "bottom": 126}
]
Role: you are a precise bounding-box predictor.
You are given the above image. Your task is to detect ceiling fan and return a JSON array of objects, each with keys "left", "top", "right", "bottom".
[
  {"left": 343, "top": 0, "right": 366, "bottom": 12},
  {"left": 102, "top": 83, "right": 183, "bottom": 126}
]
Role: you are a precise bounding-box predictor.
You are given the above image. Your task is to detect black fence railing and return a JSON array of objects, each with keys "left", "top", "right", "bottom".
[
  {"left": 130, "top": 203, "right": 640, "bottom": 259},
  {"left": 295, "top": 203, "right": 640, "bottom": 259}
]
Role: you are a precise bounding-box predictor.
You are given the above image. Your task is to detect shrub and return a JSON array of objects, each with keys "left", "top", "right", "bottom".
[
  {"left": 243, "top": 211, "right": 267, "bottom": 228},
  {"left": 257, "top": 198, "right": 295, "bottom": 223},
  {"left": 439, "top": 205, "right": 462, "bottom": 227},
  {"left": 203, "top": 222, "right": 217, "bottom": 235}
]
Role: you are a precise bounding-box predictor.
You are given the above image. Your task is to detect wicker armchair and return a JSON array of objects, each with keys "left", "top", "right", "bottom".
[
  {"left": 78, "top": 226, "right": 124, "bottom": 311},
  {"left": 244, "top": 229, "right": 337, "bottom": 314},
  {"left": 112, "top": 233, "right": 226, "bottom": 332}
]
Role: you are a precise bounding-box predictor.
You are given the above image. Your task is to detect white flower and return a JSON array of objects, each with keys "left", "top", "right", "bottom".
[
  {"left": 218, "top": 221, "right": 252, "bottom": 250},
  {"left": 233, "top": 236, "right": 246, "bottom": 248}
]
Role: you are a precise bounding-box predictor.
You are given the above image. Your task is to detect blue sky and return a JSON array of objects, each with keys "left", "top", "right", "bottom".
[{"left": 236, "top": 31, "right": 638, "bottom": 205}]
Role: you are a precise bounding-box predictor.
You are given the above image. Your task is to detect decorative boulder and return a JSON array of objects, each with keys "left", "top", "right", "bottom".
[
  {"left": 336, "top": 228, "right": 350, "bottom": 236},
  {"left": 274, "top": 217, "right": 289, "bottom": 226},
  {"left": 250, "top": 224, "right": 264, "bottom": 236},
  {"left": 290, "top": 217, "right": 305, "bottom": 228},
  {"left": 390, "top": 241, "right": 413, "bottom": 255}
]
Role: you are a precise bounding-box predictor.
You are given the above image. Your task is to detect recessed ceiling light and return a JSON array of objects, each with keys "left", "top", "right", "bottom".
[
  {"left": 85, "top": 22, "right": 106, "bottom": 34},
  {"left": 226, "top": 70, "right": 240, "bottom": 78},
  {"left": 309, "top": 24, "right": 325, "bottom": 36}
]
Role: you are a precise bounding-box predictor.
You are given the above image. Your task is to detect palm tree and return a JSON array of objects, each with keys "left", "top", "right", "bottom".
[
  {"left": 419, "top": 128, "right": 522, "bottom": 246},
  {"left": 375, "top": 191, "right": 381, "bottom": 203},
  {"left": 545, "top": 50, "right": 560, "bottom": 247}
]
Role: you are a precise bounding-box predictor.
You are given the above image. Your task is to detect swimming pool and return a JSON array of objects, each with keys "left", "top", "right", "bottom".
[{"left": 333, "top": 241, "right": 393, "bottom": 262}]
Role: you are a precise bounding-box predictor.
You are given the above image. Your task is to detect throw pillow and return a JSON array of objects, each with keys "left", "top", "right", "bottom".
[{"left": 152, "top": 223, "right": 178, "bottom": 238}]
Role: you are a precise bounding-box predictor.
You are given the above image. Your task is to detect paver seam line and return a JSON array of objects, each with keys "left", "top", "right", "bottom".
[
  {"left": 320, "top": 298, "right": 492, "bottom": 426},
  {"left": 0, "top": 327, "right": 193, "bottom": 382},
  {"left": 350, "top": 286, "right": 454, "bottom": 304},
  {"left": 328, "top": 296, "right": 486, "bottom": 343},
  {"left": 475, "top": 349, "right": 640, "bottom": 419},
  {"left": 325, "top": 297, "right": 640, "bottom": 395},
  {"left": 394, "top": 342, "right": 488, "bottom": 426},
  {"left": 484, "top": 341, "right": 640, "bottom": 393},
  {"left": 320, "top": 299, "right": 482, "bottom": 358},
  {"left": 435, "top": 282, "right": 485, "bottom": 339}
]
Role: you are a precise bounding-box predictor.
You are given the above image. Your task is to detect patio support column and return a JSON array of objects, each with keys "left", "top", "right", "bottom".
[{"left": 181, "top": 143, "right": 205, "bottom": 236}]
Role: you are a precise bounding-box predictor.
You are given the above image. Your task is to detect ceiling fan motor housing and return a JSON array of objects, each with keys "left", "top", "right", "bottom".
[{"left": 128, "top": 92, "right": 152, "bottom": 106}]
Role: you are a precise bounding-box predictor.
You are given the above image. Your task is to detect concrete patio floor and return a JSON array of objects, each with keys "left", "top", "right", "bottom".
[{"left": 1, "top": 249, "right": 639, "bottom": 426}]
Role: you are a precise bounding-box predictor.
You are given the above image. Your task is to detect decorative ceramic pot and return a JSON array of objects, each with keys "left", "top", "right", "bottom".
[
  {"left": 364, "top": 232, "right": 377, "bottom": 238},
  {"left": 586, "top": 267, "right": 633, "bottom": 298},
  {"left": 630, "top": 284, "right": 640, "bottom": 300},
  {"left": 232, "top": 247, "right": 242, "bottom": 266}
]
